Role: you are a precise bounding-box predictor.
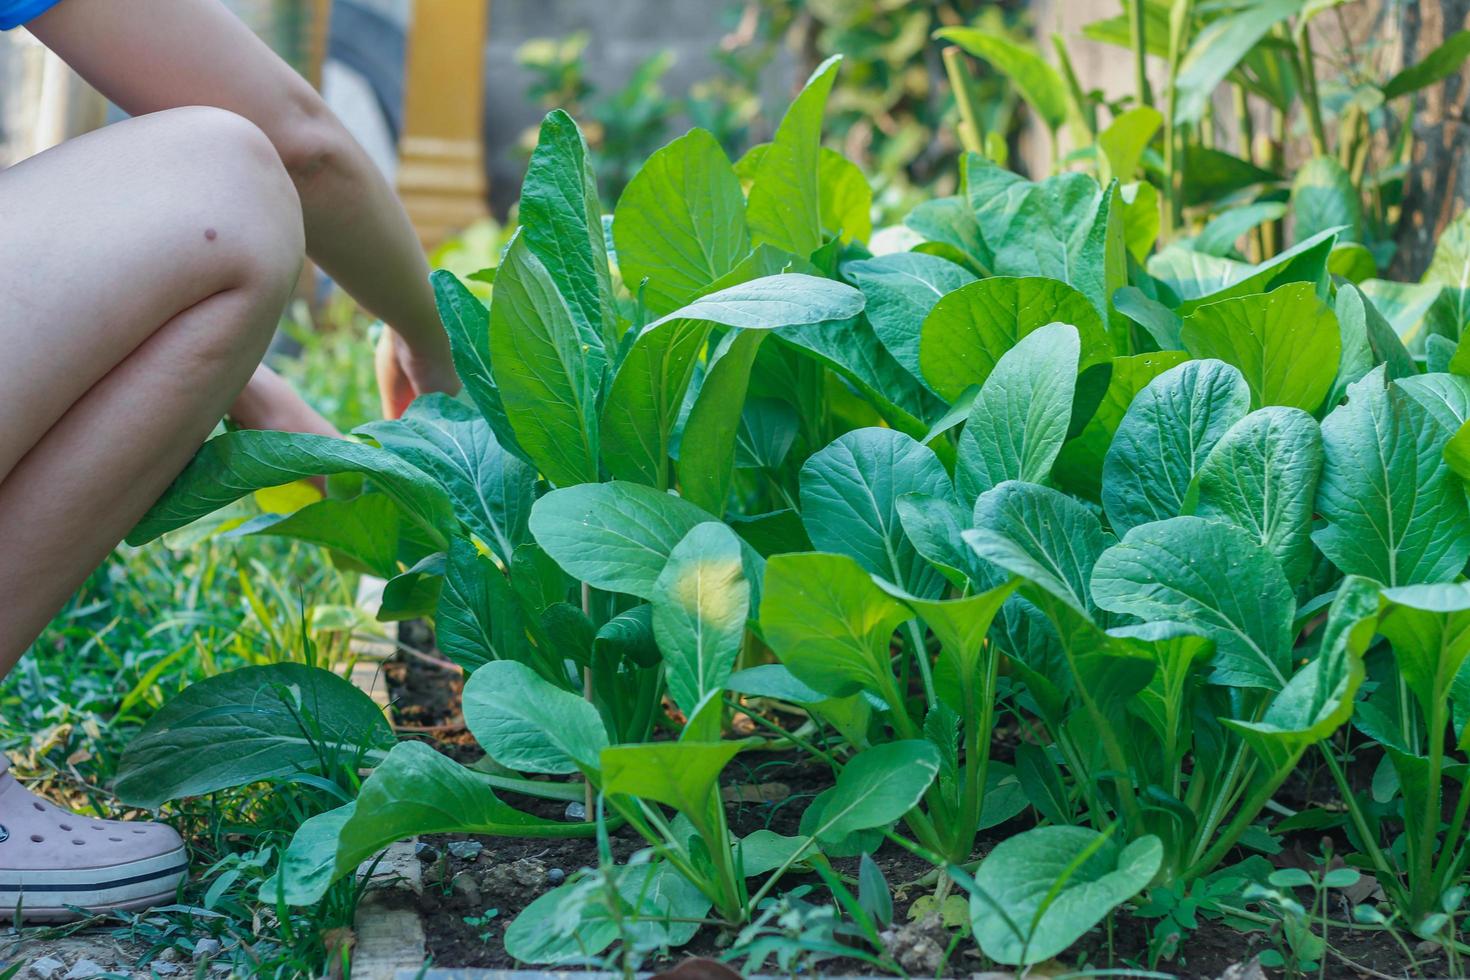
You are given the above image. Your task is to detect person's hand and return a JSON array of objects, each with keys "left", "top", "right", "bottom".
[{"left": 375, "top": 328, "right": 460, "bottom": 420}]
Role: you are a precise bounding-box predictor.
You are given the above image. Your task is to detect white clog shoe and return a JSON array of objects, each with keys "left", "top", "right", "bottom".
[{"left": 0, "top": 757, "right": 187, "bottom": 921}]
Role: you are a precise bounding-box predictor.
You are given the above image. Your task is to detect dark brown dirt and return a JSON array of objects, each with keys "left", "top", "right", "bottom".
[{"left": 386, "top": 627, "right": 1450, "bottom": 979}]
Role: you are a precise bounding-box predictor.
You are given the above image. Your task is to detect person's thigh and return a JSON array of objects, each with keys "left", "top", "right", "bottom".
[{"left": 0, "top": 105, "right": 303, "bottom": 481}]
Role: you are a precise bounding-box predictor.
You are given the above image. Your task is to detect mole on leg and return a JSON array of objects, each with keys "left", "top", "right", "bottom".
[{"left": 204, "top": 228, "right": 217, "bottom": 241}]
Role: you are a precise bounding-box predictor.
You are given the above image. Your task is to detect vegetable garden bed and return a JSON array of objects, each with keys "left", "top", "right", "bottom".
[{"left": 94, "top": 11, "right": 1470, "bottom": 979}]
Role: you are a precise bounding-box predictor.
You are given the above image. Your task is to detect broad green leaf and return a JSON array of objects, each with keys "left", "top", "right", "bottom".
[
  {"left": 520, "top": 110, "right": 616, "bottom": 358},
  {"left": 644, "top": 273, "right": 865, "bottom": 334},
  {"left": 883, "top": 579, "right": 1020, "bottom": 698},
  {"left": 1174, "top": 0, "right": 1299, "bottom": 126},
  {"left": 1377, "top": 582, "right": 1470, "bottom": 719},
  {"left": 955, "top": 322, "right": 1080, "bottom": 506},
  {"left": 965, "top": 169, "right": 1126, "bottom": 328},
  {"left": 226, "top": 493, "right": 399, "bottom": 578},
  {"left": 897, "top": 490, "right": 991, "bottom": 588},
  {"left": 746, "top": 55, "right": 842, "bottom": 257},
  {"left": 776, "top": 314, "right": 935, "bottom": 435},
  {"left": 1194, "top": 202, "right": 1288, "bottom": 257},
  {"left": 602, "top": 740, "right": 745, "bottom": 833},
  {"left": 738, "top": 831, "right": 811, "bottom": 878},
  {"left": 128, "top": 431, "right": 455, "bottom": 548},
  {"left": 966, "top": 481, "right": 1113, "bottom": 620},
  {"left": 463, "top": 660, "right": 609, "bottom": 775},
  {"left": 918, "top": 276, "right": 1107, "bottom": 403},
  {"left": 1293, "top": 156, "right": 1362, "bottom": 243},
  {"left": 906, "top": 196, "right": 990, "bottom": 272},
  {"left": 600, "top": 317, "right": 710, "bottom": 487},
  {"left": 1097, "top": 106, "right": 1162, "bottom": 184},
  {"left": 1179, "top": 283, "right": 1341, "bottom": 412},
  {"left": 735, "top": 398, "right": 798, "bottom": 471},
  {"left": 1398, "top": 373, "right": 1470, "bottom": 434},
  {"left": 760, "top": 552, "right": 911, "bottom": 700},
  {"left": 1225, "top": 576, "right": 1377, "bottom": 770},
  {"left": 1330, "top": 283, "right": 1416, "bottom": 406},
  {"left": 1101, "top": 359, "right": 1251, "bottom": 535},
  {"left": 1113, "top": 286, "right": 1182, "bottom": 350},
  {"left": 529, "top": 481, "right": 764, "bottom": 603},
  {"left": 1092, "top": 516, "right": 1296, "bottom": 691},
  {"left": 1147, "top": 247, "right": 1252, "bottom": 302},
  {"left": 504, "top": 860, "right": 709, "bottom": 965},
  {"left": 677, "top": 330, "right": 767, "bottom": 514},
  {"left": 819, "top": 148, "right": 873, "bottom": 243},
  {"left": 436, "top": 538, "right": 522, "bottom": 672},
  {"left": 1425, "top": 209, "right": 1470, "bottom": 297},
  {"left": 1359, "top": 279, "right": 1440, "bottom": 349},
  {"left": 115, "top": 663, "right": 393, "bottom": 808},
  {"left": 1120, "top": 181, "right": 1162, "bottom": 263},
  {"left": 269, "top": 741, "right": 583, "bottom": 905},
  {"left": 1329, "top": 242, "right": 1377, "bottom": 283},
  {"left": 1382, "top": 31, "right": 1470, "bottom": 99},
  {"left": 966, "top": 827, "right": 1162, "bottom": 965},
  {"left": 602, "top": 273, "right": 864, "bottom": 488},
  {"left": 843, "top": 252, "right": 977, "bottom": 388},
  {"left": 1053, "top": 350, "right": 1190, "bottom": 499},
  {"left": 810, "top": 741, "right": 941, "bottom": 842},
  {"left": 378, "top": 553, "right": 444, "bottom": 621},
  {"left": 1316, "top": 367, "right": 1470, "bottom": 586},
  {"left": 490, "top": 232, "right": 600, "bottom": 487},
  {"left": 431, "top": 270, "right": 525, "bottom": 459},
  {"left": 594, "top": 604, "right": 660, "bottom": 669},
  {"left": 359, "top": 395, "right": 534, "bottom": 563},
  {"left": 1112, "top": 622, "right": 1215, "bottom": 752},
  {"left": 725, "top": 663, "right": 830, "bottom": 705},
  {"left": 653, "top": 523, "right": 750, "bottom": 731},
  {"left": 938, "top": 28, "right": 1068, "bottom": 133},
  {"left": 1194, "top": 407, "right": 1323, "bottom": 585},
  {"left": 1179, "top": 146, "right": 1281, "bottom": 208},
  {"left": 613, "top": 128, "right": 749, "bottom": 315},
  {"left": 727, "top": 508, "right": 813, "bottom": 558},
  {"left": 1151, "top": 228, "right": 1337, "bottom": 315},
  {"left": 800, "top": 427, "right": 950, "bottom": 598}
]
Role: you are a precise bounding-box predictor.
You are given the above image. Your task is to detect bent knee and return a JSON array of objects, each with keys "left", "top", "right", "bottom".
[{"left": 147, "top": 107, "right": 305, "bottom": 292}]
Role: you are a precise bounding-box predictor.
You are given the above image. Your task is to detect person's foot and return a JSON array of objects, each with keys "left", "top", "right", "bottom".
[{"left": 0, "top": 757, "right": 187, "bottom": 922}]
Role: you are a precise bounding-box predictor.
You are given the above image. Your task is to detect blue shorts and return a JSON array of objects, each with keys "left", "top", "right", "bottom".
[{"left": 0, "top": 0, "right": 64, "bottom": 30}]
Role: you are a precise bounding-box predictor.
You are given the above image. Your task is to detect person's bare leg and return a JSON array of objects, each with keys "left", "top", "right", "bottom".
[{"left": 0, "top": 107, "right": 304, "bottom": 674}]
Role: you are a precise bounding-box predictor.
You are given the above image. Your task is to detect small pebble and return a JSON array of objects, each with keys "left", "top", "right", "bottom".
[
  {"left": 547, "top": 867, "right": 566, "bottom": 885},
  {"left": 447, "top": 840, "right": 483, "bottom": 861},
  {"left": 564, "top": 801, "right": 587, "bottom": 820},
  {"left": 192, "top": 938, "right": 222, "bottom": 962},
  {"left": 414, "top": 842, "right": 439, "bottom": 861},
  {"left": 157, "top": 948, "right": 179, "bottom": 964},
  {"left": 63, "top": 959, "right": 105, "bottom": 980},
  {"left": 153, "top": 962, "right": 182, "bottom": 976},
  {"left": 451, "top": 871, "right": 483, "bottom": 907},
  {"left": 27, "top": 956, "right": 63, "bottom": 980}
]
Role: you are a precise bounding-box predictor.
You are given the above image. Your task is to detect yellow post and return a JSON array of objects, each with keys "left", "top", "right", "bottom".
[{"left": 397, "top": 0, "right": 491, "bottom": 248}]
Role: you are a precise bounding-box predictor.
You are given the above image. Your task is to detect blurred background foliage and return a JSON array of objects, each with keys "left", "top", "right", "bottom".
[{"left": 514, "top": 0, "right": 1030, "bottom": 220}]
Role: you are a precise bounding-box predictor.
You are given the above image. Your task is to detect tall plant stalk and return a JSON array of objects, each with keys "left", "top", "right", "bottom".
[
  {"left": 1129, "top": 0, "right": 1152, "bottom": 107},
  {"left": 1295, "top": 24, "right": 1329, "bottom": 156},
  {"left": 1161, "top": 0, "right": 1195, "bottom": 237}
]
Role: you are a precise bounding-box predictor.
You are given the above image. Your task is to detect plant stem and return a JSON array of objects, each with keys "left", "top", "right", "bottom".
[
  {"left": 722, "top": 696, "right": 840, "bottom": 770},
  {"left": 1129, "top": 0, "right": 1152, "bottom": 107},
  {"left": 942, "top": 45, "right": 984, "bottom": 156},
  {"left": 1414, "top": 698, "right": 1448, "bottom": 915},
  {"left": 1321, "top": 748, "right": 1402, "bottom": 905},
  {"left": 1161, "top": 0, "right": 1194, "bottom": 237},
  {"left": 906, "top": 620, "right": 938, "bottom": 712},
  {"left": 1295, "top": 25, "right": 1329, "bottom": 156},
  {"left": 582, "top": 580, "right": 595, "bottom": 815}
]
